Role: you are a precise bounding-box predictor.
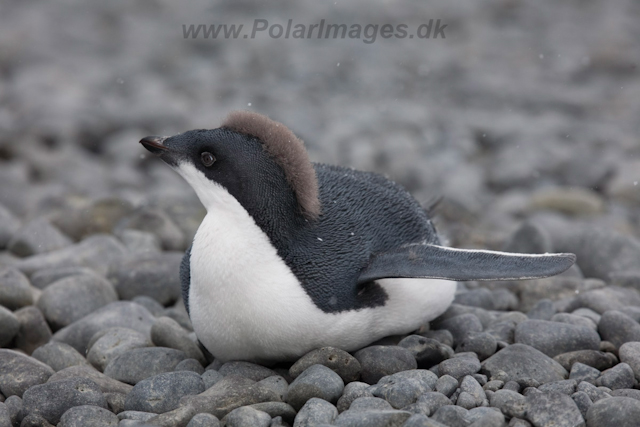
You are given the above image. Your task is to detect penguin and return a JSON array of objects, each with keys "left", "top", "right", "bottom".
[{"left": 139, "top": 111, "right": 576, "bottom": 363}]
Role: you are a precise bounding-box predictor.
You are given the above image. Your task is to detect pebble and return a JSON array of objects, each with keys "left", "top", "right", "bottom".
[
  {"left": 175, "top": 359, "right": 205, "bottom": 375},
  {"left": 87, "top": 327, "right": 152, "bottom": 371},
  {"left": 334, "top": 409, "right": 412, "bottom": 427},
  {"left": 131, "top": 296, "right": 165, "bottom": 316},
  {"left": 0, "top": 305, "right": 19, "bottom": 347},
  {"left": 398, "top": 335, "right": 453, "bottom": 368},
  {"left": 0, "top": 204, "right": 20, "bottom": 250},
  {"left": 107, "top": 252, "right": 183, "bottom": 305},
  {"left": 58, "top": 405, "right": 118, "bottom": 427},
  {"left": 104, "top": 392, "right": 126, "bottom": 414},
  {"left": 0, "top": 267, "right": 34, "bottom": 309},
  {"left": 370, "top": 371, "right": 436, "bottom": 409},
  {"left": 294, "top": 397, "right": 339, "bottom": 426},
  {"left": 435, "top": 375, "right": 459, "bottom": 397},
  {"left": 4, "top": 395, "right": 22, "bottom": 426},
  {"left": 8, "top": 217, "right": 72, "bottom": 257},
  {"left": 117, "top": 229, "right": 161, "bottom": 254},
  {"left": 186, "top": 413, "right": 220, "bottom": 427},
  {"left": 125, "top": 371, "right": 205, "bottom": 413},
  {"left": 421, "top": 330, "right": 455, "bottom": 348},
  {"left": 0, "top": 350, "right": 55, "bottom": 397},
  {"left": 595, "top": 363, "right": 635, "bottom": 390},
  {"left": 104, "top": 347, "right": 187, "bottom": 385},
  {"left": 490, "top": 389, "right": 526, "bottom": 419},
  {"left": 151, "top": 316, "right": 206, "bottom": 365},
  {"left": 336, "top": 382, "right": 373, "bottom": 413},
  {"left": 453, "top": 288, "right": 495, "bottom": 310},
  {"left": 586, "top": 396, "right": 640, "bottom": 427},
  {"left": 52, "top": 301, "right": 155, "bottom": 353},
  {"left": 202, "top": 370, "right": 224, "bottom": 390},
  {"left": 250, "top": 402, "right": 296, "bottom": 424},
  {"left": 482, "top": 344, "right": 568, "bottom": 384},
  {"left": 218, "top": 361, "right": 278, "bottom": 382},
  {"left": 438, "top": 355, "right": 481, "bottom": 381},
  {"left": 349, "top": 397, "right": 393, "bottom": 411},
  {"left": 526, "top": 299, "right": 556, "bottom": 320},
  {"left": 30, "top": 266, "right": 98, "bottom": 290},
  {"left": 618, "top": 342, "right": 640, "bottom": 381},
  {"left": 610, "top": 389, "right": 640, "bottom": 400},
  {"left": 257, "top": 376, "right": 289, "bottom": 401},
  {"left": 0, "top": 402, "right": 10, "bottom": 427},
  {"left": 457, "top": 332, "right": 497, "bottom": 360},
  {"left": 48, "top": 365, "right": 133, "bottom": 395},
  {"left": 289, "top": 347, "right": 361, "bottom": 383},
  {"left": 437, "top": 313, "right": 484, "bottom": 347},
  {"left": 459, "top": 376, "right": 485, "bottom": 407},
  {"left": 118, "top": 207, "right": 185, "bottom": 251},
  {"left": 550, "top": 313, "right": 597, "bottom": 330},
  {"left": 598, "top": 310, "right": 640, "bottom": 348},
  {"left": 37, "top": 273, "right": 118, "bottom": 330},
  {"left": 22, "top": 377, "right": 107, "bottom": 425},
  {"left": 222, "top": 406, "right": 271, "bottom": 427},
  {"left": 13, "top": 306, "right": 52, "bottom": 354},
  {"left": 576, "top": 382, "right": 610, "bottom": 403},
  {"left": 353, "top": 346, "right": 417, "bottom": 384},
  {"left": 571, "top": 391, "right": 592, "bottom": 418},
  {"left": 525, "top": 391, "right": 584, "bottom": 427},
  {"left": 514, "top": 319, "right": 600, "bottom": 357},
  {"left": 286, "top": 364, "right": 345, "bottom": 411},
  {"left": 553, "top": 350, "right": 618, "bottom": 371},
  {"left": 415, "top": 391, "right": 453, "bottom": 416},
  {"left": 146, "top": 404, "right": 197, "bottom": 426},
  {"left": 31, "top": 342, "right": 91, "bottom": 372},
  {"left": 431, "top": 405, "right": 469, "bottom": 427},
  {"left": 538, "top": 379, "right": 577, "bottom": 395}
]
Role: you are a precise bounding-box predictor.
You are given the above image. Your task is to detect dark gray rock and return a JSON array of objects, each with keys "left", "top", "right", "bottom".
[
  {"left": 504, "top": 221, "right": 553, "bottom": 254},
  {"left": 398, "top": 335, "right": 453, "bottom": 368},
  {"left": 0, "top": 305, "right": 19, "bottom": 347},
  {"left": 586, "top": 396, "right": 640, "bottom": 427},
  {"left": 336, "top": 382, "right": 372, "bottom": 413},
  {"left": 13, "top": 306, "right": 52, "bottom": 355},
  {"left": 289, "top": 347, "right": 361, "bottom": 383},
  {"left": 515, "top": 319, "right": 600, "bottom": 357},
  {"left": 0, "top": 402, "right": 10, "bottom": 427},
  {"left": 353, "top": 346, "right": 417, "bottom": 384},
  {"left": 490, "top": 389, "right": 526, "bottom": 419},
  {"left": 457, "top": 332, "right": 497, "bottom": 360},
  {"left": 118, "top": 207, "right": 185, "bottom": 251},
  {"left": 349, "top": 397, "right": 393, "bottom": 411},
  {"left": 16, "top": 235, "right": 127, "bottom": 276},
  {"left": 526, "top": 299, "right": 556, "bottom": 321},
  {"left": 538, "top": 379, "right": 577, "bottom": 395},
  {"left": 525, "top": 391, "right": 584, "bottom": 427},
  {"left": 551, "top": 313, "right": 597, "bottom": 331},
  {"left": 202, "top": 370, "right": 224, "bottom": 390},
  {"left": 4, "top": 395, "right": 22, "bottom": 426},
  {"left": 58, "top": 405, "right": 118, "bottom": 427},
  {"left": 117, "top": 229, "right": 161, "bottom": 254},
  {"left": 221, "top": 406, "right": 272, "bottom": 427},
  {"left": 0, "top": 349, "right": 54, "bottom": 397},
  {"left": 610, "top": 389, "right": 640, "bottom": 400},
  {"left": 439, "top": 355, "right": 481, "bottom": 381},
  {"left": 576, "top": 382, "right": 610, "bottom": 403},
  {"left": 454, "top": 288, "right": 495, "bottom": 310},
  {"left": 421, "top": 330, "right": 454, "bottom": 348},
  {"left": 257, "top": 376, "right": 288, "bottom": 401},
  {"left": 569, "top": 363, "right": 601, "bottom": 384},
  {"left": 87, "top": 327, "right": 151, "bottom": 371},
  {"left": 619, "top": 342, "right": 640, "bottom": 381},
  {"left": 294, "top": 397, "right": 338, "bottom": 426},
  {"left": 151, "top": 316, "right": 205, "bottom": 365},
  {"left": 0, "top": 205, "right": 20, "bottom": 250},
  {"left": 104, "top": 347, "right": 187, "bottom": 384},
  {"left": 19, "top": 413, "right": 55, "bottom": 426},
  {"left": 482, "top": 344, "right": 568, "bottom": 384},
  {"left": 117, "top": 410, "right": 156, "bottom": 421},
  {"left": 52, "top": 301, "right": 155, "bottom": 353},
  {"left": 131, "top": 296, "right": 165, "bottom": 316},
  {"left": 218, "top": 361, "right": 277, "bottom": 382},
  {"left": 572, "top": 391, "right": 592, "bottom": 418},
  {"left": 104, "top": 392, "right": 126, "bottom": 414},
  {"left": 31, "top": 342, "right": 91, "bottom": 372},
  {"left": 553, "top": 350, "right": 618, "bottom": 371},
  {"left": 30, "top": 266, "right": 98, "bottom": 290},
  {"left": 403, "top": 413, "right": 449, "bottom": 427},
  {"left": 431, "top": 405, "right": 469, "bottom": 427},
  {"left": 47, "top": 365, "right": 133, "bottom": 395},
  {"left": 459, "top": 375, "right": 485, "bottom": 408},
  {"left": 180, "top": 375, "right": 281, "bottom": 419},
  {"left": 8, "top": 218, "right": 72, "bottom": 257},
  {"left": 334, "top": 409, "right": 412, "bottom": 427},
  {"left": 107, "top": 252, "right": 183, "bottom": 305},
  {"left": 0, "top": 267, "right": 33, "bottom": 309},
  {"left": 186, "top": 413, "right": 220, "bottom": 427},
  {"left": 175, "top": 359, "right": 205, "bottom": 375},
  {"left": 598, "top": 310, "right": 640, "bottom": 348},
  {"left": 286, "top": 364, "right": 344, "bottom": 411},
  {"left": 37, "top": 273, "right": 118, "bottom": 330},
  {"left": 435, "top": 375, "right": 459, "bottom": 397},
  {"left": 595, "top": 363, "right": 635, "bottom": 390},
  {"left": 22, "top": 377, "right": 106, "bottom": 424},
  {"left": 370, "top": 370, "right": 436, "bottom": 409},
  {"left": 437, "top": 313, "right": 483, "bottom": 347},
  {"left": 249, "top": 402, "right": 296, "bottom": 424},
  {"left": 125, "top": 371, "right": 205, "bottom": 413},
  {"left": 146, "top": 404, "right": 197, "bottom": 427}
]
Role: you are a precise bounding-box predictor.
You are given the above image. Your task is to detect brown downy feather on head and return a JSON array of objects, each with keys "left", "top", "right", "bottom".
[{"left": 221, "top": 111, "right": 321, "bottom": 221}]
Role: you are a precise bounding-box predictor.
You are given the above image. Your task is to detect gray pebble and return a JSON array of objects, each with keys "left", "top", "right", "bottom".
[
  {"left": 104, "top": 347, "right": 187, "bottom": 384},
  {"left": 294, "top": 397, "right": 338, "bottom": 426},
  {"left": 52, "top": 301, "right": 155, "bottom": 353},
  {"left": 571, "top": 391, "right": 592, "bottom": 418},
  {"left": 19, "top": 413, "right": 55, "bottom": 426},
  {"left": 334, "top": 409, "right": 412, "bottom": 427},
  {"left": 431, "top": 405, "right": 469, "bottom": 427},
  {"left": 257, "top": 376, "right": 289, "bottom": 401},
  {"left": 576, "top": 381, "right": 610, "bottom": 402},
  {"left": 48, "top": 365, "right": 133, "bottom": 395},
  {"left": 104, "top": 392, "right": 126, "bottom": 414},
  {"left": 414, "top": 392, "right": 452, "bottom": 416},
  {"left": 483, "top": 380, "right": 503, "bottom": 392},
  {"left": 398, "top": 335, "right": 453, "bottom": 368},
  {"left": 0, "top": 349, "right": 54, "bottom": 397},
  {"left": 186, "top": 413, "right": 220, "bottom": 427},
  {"left": 13, "top": 306, "right": 52, "bottom": 355},
  {"left": 107, "top": 252, "right": 183, "bottom": 305},
  {"left": 375, "top": 369, "right": 437, "bottom": 390},
  {"left": 610, "top": 388, "right": 640, "bottom": 400},
  {"left": 175, "top": 358, "right": 205, "bottom": 375},
  {"left": 490, "top": 389, "right": 526, "bottom": 419},
  {"left": 30, "top": 267, "right": 98, "bottom": 290},
  {"left": 485, "top": 321, "right": 516, "bottom": 344},
  {"left": 202, "top": 370, "right": 224, "bottom": 389},
  {"left": 437, "top": 313, "right": 483, "bottom": 347},
  {"left": 453, "top": 288, "right": 495, "bottom": 310},
  {"left": 438, "top": 355, "right": 481, "bottom": 381},
  {"left": 336, "top": 382, "right": 372, "bottom": 413},
  {"left": 466, "top": 407, "right": 503, "bottom": 424},
  {"left": 221, "top": 406, "right": 271, "bottom": 427},
  {"left": 131, "top": 296, "right": 165, "bottom": 317},
  {"left": 457, "top": 332, "right": 497, "bottom": 360},
  {"left": 618, "top": 341, "right": 640, "bottom": 381},
  {"left": 349, "top": 396, "right": 393, "bottom": 411},
  {"left": 514, "top": 319, "right": 600, "bottom": 357},
  {"left": 22, "top": 377, "right": 106, "bottom": 424},
  {"left": 403, "top": 413, "right": 449, "bottom": 427},
  {"left": 371, "top": 374, "right": 431, "bottom": 409},
  {"left": 482, "top": 344, "right": 567, "bottom": 384},
  {"left": 151, "top": 316, "right": 205, "bottom": 365},
  {"left": 144, "top": 402, "right": 197, "bottom": 426},
  {"left": 118, "top": 410, "right": 156, "bottom": 421},
  {"left": 118, "top": 207, "right": 185, "bottom": 251},
  {"left": 502, "top": 381, "right": 520, "bottom": 392},
  {"left": 353, "top": 346, "right": 417, "bottom": 384},
  {"left": 554, "top": 350, "right": 618, "bottom": 371},
  {"left": 162, "top": 306, "right": 194, "bottom": 331},
  {"left": 572, "top": 308, "right": 601, "bottom": 324},
  {"left": 538, "top": 379, "right": 577, "bottom": 395},
  {"left": 0, "top": 204, "right": 20, "bottom": 250},
  {"left": 455, "top": 392, "right": 476, "bottom": 410},
  {"left": 595, "top": 362, "right": 635, "bottom": 390},
  {"left": 421, "top": 330, "right": 454, "bottom": 348},
  {"left": 0, "top": 267, "right": 33, "bottom": 309},
  {"left": 525, "top": 391, "right": 584, "bottom": 427},
  {"left": 598, "top": 310, "right": 640, "bottom": 348},
  {"left": 0, "top": 402, "right": 9, "bottom": 427},
  {"left": 117, "top": 229, "right": 161, "bottom": 255},
  {"left": 250, "top": 402, "right": 296, "bottom": 424},
  {"left": 586, "top": 396, "right": 640, "bottom": 427},
  {"left": 37, "top": 273, "right": 118, "bottom": 330},
  {"left": 218, "top": 361, "right": 278, "bottom": 382},
  {"left": 87, "top": 327, "right": 151, "bottom": 372},
  {"left": 0, "top": 305, "right": 19, "bottom": 347},
  {"left": 124, "top": 371, "right": 205, "bottom": 413},
  {"left": 31, "top": 342, "right": 91, "bottom": 372},
  {"left": 58, "top": 405, "right": 118, "bottom": 427},
  {"left": 526, "top": 299, "right": 556, "bottom": 320},
  {"left": 459, "top": 376, "right": 485, "bottom": 407},
  {"left": 289, "top": 347, "right": 361, "bottom": 383},
  {"left": 4, "top": 395, "right": 22, "bottom": 426},
  {"left": 286, "top": 364, "right": 344, "bottom": 411},
  {"left": 503, "top": 221, "right": 552, "bottom": 254},
  {"left": 8, "top": 217, "right": 72, "bottom": 257},
  {"left": 551, "top": 313, "right": 597, "bottom": 331},
  {"left": 435, "top": 375, "right": 459, "bottom": 397}
]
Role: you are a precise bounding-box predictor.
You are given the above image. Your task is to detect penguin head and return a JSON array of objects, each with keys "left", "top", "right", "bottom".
[{"left": 140, "top": 111, "right": 321, "bottom": 221}]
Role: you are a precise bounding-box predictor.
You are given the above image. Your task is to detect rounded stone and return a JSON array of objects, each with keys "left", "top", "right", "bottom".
[
  {"left": 58, "top": 405, "right": 118, "bottom": 427},
  {"left": 103, "top": 347, "right": 188, "bottom": 385},
  {"left": 481, "top": 344, "right": 568, "bottom": 384},
  {"left": 0, "top": 305, "right": 19, "bottom": 347},
  {"left": 124, "top": 371, "right": 205, "bottom": 414},
  {"left": 586, "top": 397, "right": 640, "bottom": 427},
  {"left": 457, "top": 332, "right": 497, "bottom": 361},
  {"left": 30, "top": 267, "right": 98, "bottom": 290},
  {"left": 175, "top": 359, "right": 205, "bottom": 375},
  {"left": 8, "top": 217, "right": 72, "bottom": 257},
  {"left": 286, "top": 364, "right": 345, "bottom": 411},
  {"left": 290, "top": 347, "right": 361, "bottom": 383},
  {"left": 353, "top": 346, "right": 417, "bottom": 384},
  {"left": 398, "top": 335, "right": 453, "bottom": 368},
  {"left": 515, "top": 319, "right": 601, "bottom": 357},
  {"left": 31, "top": 342, "right": 91, "bottom": 372},
  {"left": 438, "top": 356, "right": 481, "bottom": 381},
  {"left": 222, "top": 406, "right": 271, "bottom": 427},
  {"left": 87, "top": 327, "right": 151, "bottom": 372},
  {"left": 619, "top": 342, "right": 640, "bottom": 382},
  {"left": 0, "top": 349, "right": 55, "bottom": 398},
  {"left": 186, "top": 413, "right": 221, "bottom": 427},
  {"left": 595, "top": 363, "right": 635, "bottom": 390},
  {"left": 294, "top": 397, "right": 338, "bottom": 426},
  {"left": 437, "top": 313, "right": 484, "bottom": 347},
  {"left": 0, "top": 267, "right": 33, "bottom": 310},
  {"left": 13, "top": 306, "right": 52, "bottom": 355}
]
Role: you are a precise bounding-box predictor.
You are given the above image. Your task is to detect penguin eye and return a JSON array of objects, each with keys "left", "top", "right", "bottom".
[{"left": 200, "top": 152, "right": 216, "bottom": 167}]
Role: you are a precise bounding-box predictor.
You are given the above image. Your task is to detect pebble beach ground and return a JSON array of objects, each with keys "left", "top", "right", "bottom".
[{"left": 1, "top": 0, "right": 640, "bottom": 426}]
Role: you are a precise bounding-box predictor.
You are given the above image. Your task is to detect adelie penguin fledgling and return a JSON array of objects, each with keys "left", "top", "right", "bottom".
[{"left": 140, "top": 111, "right": 576, "bottom": 363}]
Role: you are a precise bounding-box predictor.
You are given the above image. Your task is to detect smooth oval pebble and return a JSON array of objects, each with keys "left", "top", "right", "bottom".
[
  {"left": 290, "top": 347, "right": 361, "bottom": 383},
  {"left": 103, "top": 347, "right": 187, "bottom": 385},
  {"left": 586, "top": 396, "right": 640, "bottom": 427},
  {"left": 87, "top": 327, "right": 151, "bottom": 372},
  {"left": 353, "top": 346, "right": 417, "bottom": 384},
  {"left": 58, "top": 405, "right": 118, "bottom": 427},
  {"left": 286, "top": 364, "right": 345, "bottom": 411},
  {"left": 124, "top": 371, "right": 205, "bottom": 413},
  {"left": 515, "top": 319, "right": 601, "bottom": 357}
]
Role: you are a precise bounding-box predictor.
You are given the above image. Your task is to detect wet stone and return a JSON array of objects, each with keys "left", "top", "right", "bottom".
[
  {"left": 286, "top": 364, "right": 345, "bottom": 411},
  {"left": 87, "top": 327, "right": 151, "bottom": 372},
  {"left": 0, "top": 267, "right": 33, "bottom": 310},
  {"left": 289, "top": 347, "right": 361, "bottom": 383},
  {"left": 218, "top": 361, "right": 278, "bottom": 382},
  {"left": 31, "top": 342, "right": 91, "bottom": 372},
  {"left": 586, "top": 396, "right": 640, "bottom": 427},
  {"left": 13, "top": 306, "right": 52, "bottom": 355},
  {"left": 595, "top": 363, "right": 635, "bottom": 390},
  {"left": 124, "top": 371, "right": 205, "bottom": 414},
  {"left": 151, "top": 316, "right": 205, "bottom": 365},
  {"left": 294, "top": 397, "right": 338, "bottom": 426},
  {"left": 353, "top": 346, "right": 417, "bottom": 384},
  {"left": 58, "top": 405, "right": 118, "bottom": 427}
]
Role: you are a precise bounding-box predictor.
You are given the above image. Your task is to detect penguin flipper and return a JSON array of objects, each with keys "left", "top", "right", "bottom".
[
  {"left": 357, "top": 244, "right": 576, "bottom": 284},
  {"left": 180, "top": 244, "right": 192, "bottom": 316}
]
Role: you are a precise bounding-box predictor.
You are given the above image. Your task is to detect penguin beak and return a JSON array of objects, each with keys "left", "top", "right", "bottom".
[{"left": 139, "top": 136, "right": 169, "bottom": 155}]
